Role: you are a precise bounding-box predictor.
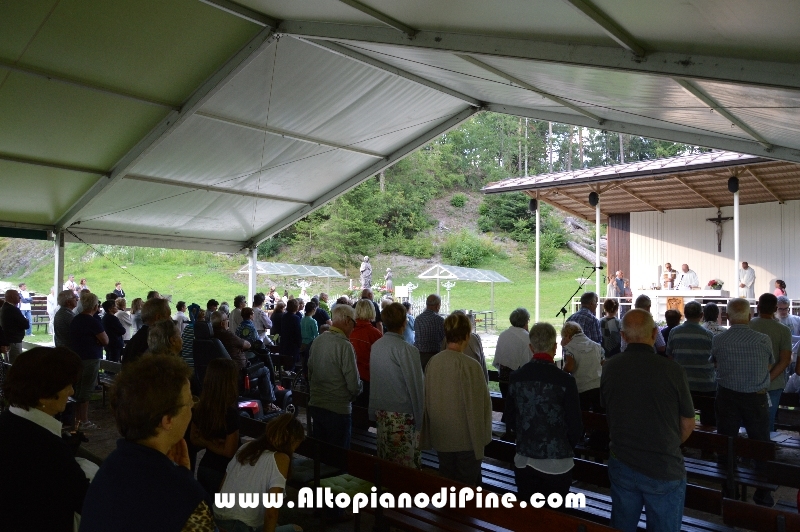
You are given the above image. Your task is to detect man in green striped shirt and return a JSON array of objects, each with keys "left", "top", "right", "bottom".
[{"left": 666, "top": 301, "right": 715, "bottom": 425}]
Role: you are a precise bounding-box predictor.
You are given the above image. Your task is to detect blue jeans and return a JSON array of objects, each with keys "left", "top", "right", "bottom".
[
  {"left": 609, "top": 457, "right": 686, "bottom": 532},
  {"left": 22, "top": 309, "right": 31, "bottom": 335},
  {"left": 308, "top": 405, "right": 351, "bottom": 449},
  {"left": 767, "top": 389, "right": 782, "bottom": 433}
]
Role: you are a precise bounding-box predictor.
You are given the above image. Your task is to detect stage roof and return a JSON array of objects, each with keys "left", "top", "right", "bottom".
[
  {"left": 3, "top": 1, "right": 800, "bottom": 252},
  {"left": 482, "top": 151, "right": 800, "bottom": 222},
  {"left": 237, "top": 261, "right": 344, "bottom": 278}
]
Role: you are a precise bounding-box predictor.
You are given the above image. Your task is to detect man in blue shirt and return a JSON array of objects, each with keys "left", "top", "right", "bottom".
[{"left": 566, "top": 291, "right": 602, "bottom": 345}]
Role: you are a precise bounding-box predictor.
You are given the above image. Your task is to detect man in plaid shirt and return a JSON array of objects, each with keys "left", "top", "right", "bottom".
[
  {"left": 566, "top": 292, "right": 602, "bottom": 345},
  {"left": 414, "top": 294, "right": 445, "bottom": 372}
]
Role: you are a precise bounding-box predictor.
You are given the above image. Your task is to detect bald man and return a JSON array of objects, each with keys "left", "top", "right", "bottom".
[
  {"left": 414, "top": 294, "right": 445, "bottom": 372},
  {"left": 601, "top": 309, "right": 694, "bottom": 532},
  {"left": 0, "top": 289, "right": 29, "bottom": 362}
]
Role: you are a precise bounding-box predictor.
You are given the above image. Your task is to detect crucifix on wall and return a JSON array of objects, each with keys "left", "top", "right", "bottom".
[{"left": 706, "top": 209, "right": 733, "bottom": 252}]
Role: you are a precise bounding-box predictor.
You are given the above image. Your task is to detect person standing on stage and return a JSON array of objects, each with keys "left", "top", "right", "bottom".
[
  {"left": 739, "top": 261, "right": 756, "bottom": 298},
  {"left": 663, "top": 263, "right": 677, "bottom": 289},
  {"left": 675, "top": 264, "right": 700, "bottom": 291}
]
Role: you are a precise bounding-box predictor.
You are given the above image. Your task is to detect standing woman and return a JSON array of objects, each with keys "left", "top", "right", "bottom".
[
  {"left": 0, "top": 347, "right": 90, "bottom": 531},
  {"left": 69, "top": 292, "right": 108, "bottom": 430},
  {"left": 775, "top": 280, "right": 787, "bottom": 297},
  {"left": 279, "top": 299, "right": 302, "bottom": 372},
  {"left": 79, "top": 278, "right": 90, "bottom": 292},
  {"left": 300, "top": 301, "right": 319, "bottom": 369},
  {"left": 190, "top": 358, "right": 240, "bottom": 495},
  {"left": 350, "top": 299, "right": 383, "bottom": 408},
  {"left": 130, "top": 298, "right": 144, "bottom": 332},
  {"left": 115, "top": 297, "right": 133, "bottom": 341},
  {"left": 369, "top": 303, "right": 424, "bottom": 469}
]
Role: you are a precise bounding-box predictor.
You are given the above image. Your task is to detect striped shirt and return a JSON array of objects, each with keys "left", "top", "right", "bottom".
[
  {"left": 666, "top": 321, "right": 715, "bottom": 392},
  {"left": 566, "top": 307, "right": 603, "bottom": 345},
  {"left": 711, "top": 324, "right": 773, "bottom": 393}
]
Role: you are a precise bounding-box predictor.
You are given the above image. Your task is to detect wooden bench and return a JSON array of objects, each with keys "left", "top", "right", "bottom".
[
  {"left": 97, "top": 359, "right": 122, "bottom": 406},
  {"left": 722, "top": 497, "right": 800, "bottom": 532}
]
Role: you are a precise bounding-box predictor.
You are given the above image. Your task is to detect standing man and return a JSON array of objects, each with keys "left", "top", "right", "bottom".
[
  {"left": 675, "top": 264, "right": 700, "bottom": 291},
  {"left": 601, "top": 309, "right": 695, "bottom": 532},
  {"left": 414, "top": 294, "right": 445, "bottom": 372},
  {"left": 251, "top": 293, "right": 273, "bottom": 341},
  {"left": 749, "top": 293, "right": 792, "bottom": 434},
  {"left": 112, "top": 282, "right": 125, "bottom": 299},
  {"left": 614, "top": 271, "right": 625, "bottom": 296},
  {"left": 493, "top": 308, "right": 532, "bottom": 435},
  {"left": 307, "top": 304, "right": 362, "bottom": 449},
  {"left": 17, "top": 283, "right": 33, "bottom": 336},
  {"left": 739, "top": 261, "right": 756, "bottom": 298},
  {"left": 566, "top": 292, "right": 603, "bottom": 345},
  {"left": 667, "top": 301, "right": 716, "bottom": 425},
  {"left": 53, "top": 290, "right": 78, "bottom": 348},
  {"left": 711, "top": 298, "right": 774, "bottom": 506},
  {"left": 506, "top": 322, "right": 582, "bottom": 500},
  {"left": 64, "top": 274, "right": 78, "bottom": 295},
  {"left": 0, "top": 289, "right": 29, "bottom": 362},
  {"left": 230, "top": 295, "right": 246, "bottom": 331},
  {"left": 776, "top": 295, "right": 800, "bottom": 375},
  {"left": 620, "top": 295, "right": 667, "bottom": 355},
  {"left": 663, "top": 263, "right": 677, "bottom": 289}
]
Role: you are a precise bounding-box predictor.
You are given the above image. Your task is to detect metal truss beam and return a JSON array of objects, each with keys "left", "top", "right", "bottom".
[
  {"left": 55, "top": 27, "right": 277, "bottom": 230},
  {"left": 64, "top": 227, "right": 247, "bottom": 254},
  {"left": 456, "top": 55, "right": 603, "bottom": 123},
  {"left": 198, "top": 0, "right": 277, "bottom": 28},
  {"left": 561, "top": 0, "right": 645, "bottom": 56},
  {"left": 277, "top": 21, "right": 800, "bottom": 92},
  {"left": 619, "top": 185, "right": 664, "bottom": 212},
  {"left": 195, "top": 111, "right": 385, "bottom": 158},
  {"left": 248, "top": 106, "right": 478, "bottom": 246},
  {"left": 0, "top": 59, "right": 179, "bottom": 110},
  {"left": 124, "top": 174, "right": 311, "bottom": 205},
  {"left": 553, "top": 188, "right": 596, "bottom": 212},
  {"left": 485, "top": 103, "right": 800, "bottom": 165},
  {"left": 673, "top": 176, "right": 719, "bottom": 209},
  {"left": 0, "top": 153, "right": 110, "bottom": 176},
  {"left": 745, "top": 166, "right": 784, "bottom": 203},
  {"left": 298, "top": 38, "right": 481, "bottom": 107},
  {"left": 674, "top": 79, "right": 773, "bottom": 151},
  {"left": 535, "top": 191, "right": 594, "bottom": 221},
  {"left": 336, "top": 0, "right": 416, "bottom": 37}
]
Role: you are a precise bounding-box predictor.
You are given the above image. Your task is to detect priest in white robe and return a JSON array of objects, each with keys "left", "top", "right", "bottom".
[
  {"left": 738, "top": 261, "right": 756, "bottom": 298},
  {"left": 675, "top": 264, "right": 700, "bottom": 290}
]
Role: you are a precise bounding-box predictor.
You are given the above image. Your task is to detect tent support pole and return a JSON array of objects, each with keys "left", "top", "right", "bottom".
[
  {"left": 734, "top": 191, "right": 740, "bottom": 297},
  {"left": 491, "top": 281, "right": 495, "bottom": 316},
  {"left": 54, "top": 231, "right": 65, "bottom": 295},
  {"left": 596, "top": 202, "right": 601, "bottom": 317},
  {"left": 535, "top": 197, "right": 540, "bottom": 322},
  {"left": 248, "top": 248, "right": 257, "bottom": 306}
]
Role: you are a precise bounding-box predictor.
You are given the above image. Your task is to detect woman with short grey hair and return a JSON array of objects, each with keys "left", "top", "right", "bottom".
[
  {"left": 561, "top": 321, "right": 604, "bottom": 412},
  {"left": 509, "top": 307, "right": 531, "bottom": 329}
]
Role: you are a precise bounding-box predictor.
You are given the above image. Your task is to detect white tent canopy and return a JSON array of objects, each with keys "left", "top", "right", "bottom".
[
  {"left": 4, "top": 0, "right": 800, "bottom": 295},
  {"left": 418, "top": 264, "right": 510, "bottom": 312},
  {"left": 237, "top": 262, "right": 344, "bottom": 279}
]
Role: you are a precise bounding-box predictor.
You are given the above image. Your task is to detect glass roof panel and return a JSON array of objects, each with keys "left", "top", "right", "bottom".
[
  {"left": 417, "top": 264, "right": 511, "bottom": 283},
  {"left": 237, "top": 261, "right": 345, "bottom": 278}
]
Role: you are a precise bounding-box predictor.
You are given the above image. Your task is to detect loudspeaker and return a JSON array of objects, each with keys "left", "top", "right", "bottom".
[
  {"left": 728, "top": 176, "right": 739, "bottom": 193},
  {"left": 588, "top": 192, "right": 599, "bottom": 206},
  {"left": 528, "top": 198, "right": 538, "bottom": 212}
]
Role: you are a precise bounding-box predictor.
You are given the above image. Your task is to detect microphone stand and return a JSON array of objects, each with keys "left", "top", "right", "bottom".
[{"left": 556, "top": 265, "right": 604, "bottom": 368}]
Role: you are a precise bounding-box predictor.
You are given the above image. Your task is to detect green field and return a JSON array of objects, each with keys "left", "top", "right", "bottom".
[{"left": 5, "top": 243, "right": 594, "bottom": 334}]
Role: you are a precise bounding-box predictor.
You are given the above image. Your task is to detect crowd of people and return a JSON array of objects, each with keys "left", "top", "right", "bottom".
[{"left": 2, "top": 274, "right": 800, "bottom": 532}]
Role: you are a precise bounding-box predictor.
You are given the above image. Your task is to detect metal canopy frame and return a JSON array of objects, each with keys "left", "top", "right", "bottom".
[
  {"left": 4, "top": 0, "right": 800, "bottom": 260},
  {"left": 418, "top": 264, "right": 511, "bottom": 313},
  {"left": 237, "top": 261, "right": 345, "bottom": 278}
]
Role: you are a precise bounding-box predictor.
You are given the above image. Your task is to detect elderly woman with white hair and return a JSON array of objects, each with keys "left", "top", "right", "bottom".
[
  {"left": 561, "top": 321, "right": 604, "bottom": 412},
  {"left": 69, "top": 291, "right": 108, "bottom": 430}
]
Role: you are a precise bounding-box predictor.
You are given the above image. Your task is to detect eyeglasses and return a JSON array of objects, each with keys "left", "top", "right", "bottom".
[{"left": 777, "top": 306, "right": 790, "bottom": 312}]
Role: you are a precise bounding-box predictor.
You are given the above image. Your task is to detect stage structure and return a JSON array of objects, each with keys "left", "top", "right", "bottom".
[{"left": 484, "top": 151, "right": 800, "bottom": 319}]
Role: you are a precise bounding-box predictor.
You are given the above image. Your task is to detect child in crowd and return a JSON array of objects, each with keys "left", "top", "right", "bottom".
[
  {"left": 215, "top": 413, "right": 305, "bottom": 532},
  {"left": 235, "top": 307, "right": 260, "bottom": 347}
]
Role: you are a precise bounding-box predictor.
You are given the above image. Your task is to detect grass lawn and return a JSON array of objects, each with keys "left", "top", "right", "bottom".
[{"left": 6, "top": 244, "right": 595, "bottom": 333}]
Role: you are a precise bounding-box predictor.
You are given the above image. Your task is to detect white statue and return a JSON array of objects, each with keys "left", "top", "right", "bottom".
[{"left": 360, "top": 256, "right": 372, "bottom": 289}]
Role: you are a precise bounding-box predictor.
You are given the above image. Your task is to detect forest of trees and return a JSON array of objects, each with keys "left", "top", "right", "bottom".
[{"left": 260, "top": 112, "right": 707, "bottom": 267}]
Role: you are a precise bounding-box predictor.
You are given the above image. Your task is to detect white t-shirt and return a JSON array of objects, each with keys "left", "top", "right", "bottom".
[{"left": 215, "top": 447, "right": 287, "bottom": 527}]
